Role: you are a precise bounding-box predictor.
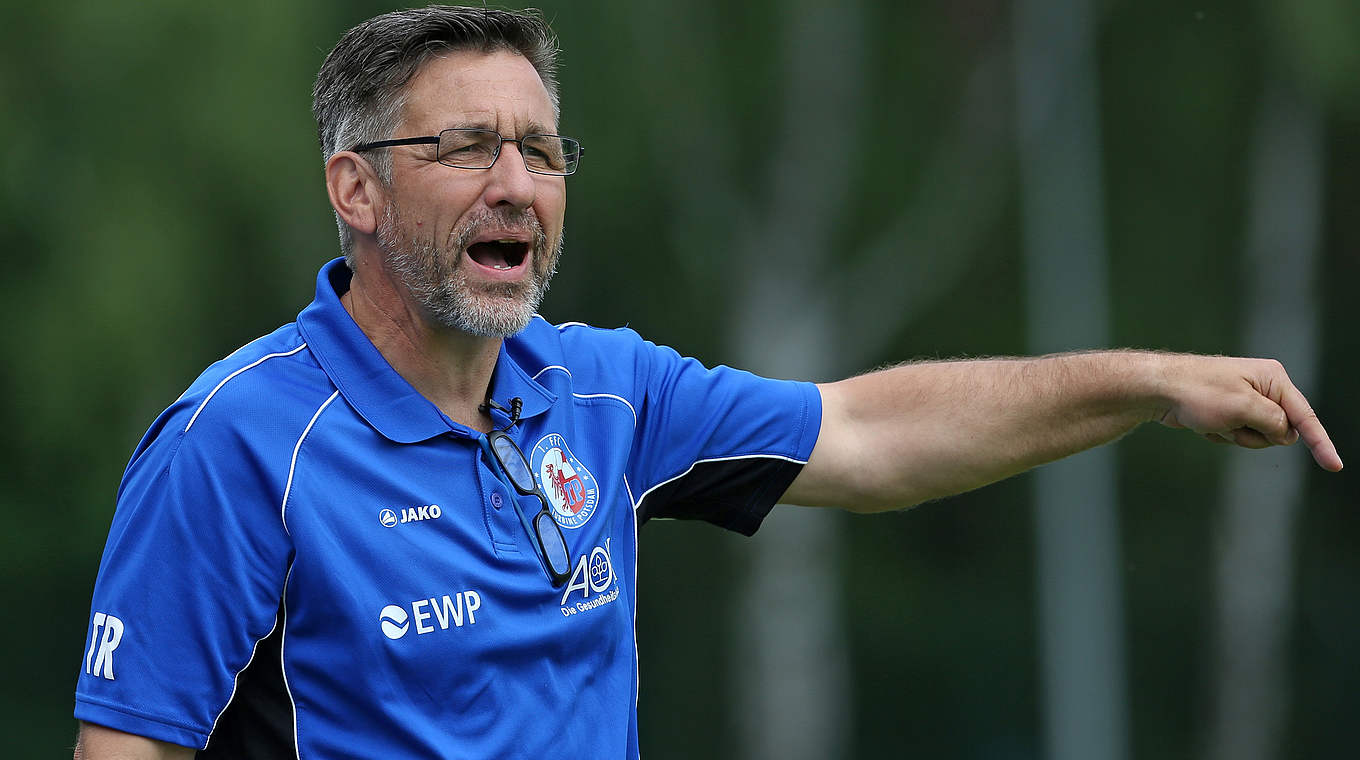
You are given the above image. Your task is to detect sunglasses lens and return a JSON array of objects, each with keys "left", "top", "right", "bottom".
[
  {"left": 536, "top": 511, "right": 570, "bottom": 575},
  {"left": 486, "top": 430, "right": 572, "bottom": 586},
  {"left": 491, "top": 434, "right": 534, "bottom": 491}
]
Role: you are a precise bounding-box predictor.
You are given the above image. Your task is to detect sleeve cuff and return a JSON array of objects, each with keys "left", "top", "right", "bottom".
[{"left": 75, "top": 697, "right": 207, "bottom": 751}]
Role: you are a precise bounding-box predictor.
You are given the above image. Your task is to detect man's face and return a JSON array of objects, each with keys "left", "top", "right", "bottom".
[{"left": 375, "top": 49, "right": 567, "bottom": 337}]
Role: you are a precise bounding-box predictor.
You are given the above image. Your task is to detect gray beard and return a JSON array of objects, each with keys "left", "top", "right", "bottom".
[{"left": 377, "top": 202, "right": 560, "bottom": 338}]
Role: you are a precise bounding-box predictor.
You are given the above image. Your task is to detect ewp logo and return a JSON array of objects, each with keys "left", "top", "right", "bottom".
[
  {"left": 379, "top": 605, "right": 409, "bottom": 638},
  {"left": 379, "top": 591, "right": 482, "bottom": 640}
]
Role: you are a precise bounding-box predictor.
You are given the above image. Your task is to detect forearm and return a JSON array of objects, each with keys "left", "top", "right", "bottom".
[
  {"left": 75, "top": 722, "right": 194, "bottom": 760},
  {"left": 791, "top": 351, "right": 1162, "bottom": 510},
  {"left": 783, "top": 349, "right": 1340, "bottom": 511}
]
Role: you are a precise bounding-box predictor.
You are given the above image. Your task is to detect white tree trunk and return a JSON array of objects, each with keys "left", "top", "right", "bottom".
[
  {"left": 729, "top": 2, "right": 864, "bottom": 756},
  {"left": 729, "top": 5, "right": 1016, "bottom": 756},
  {"left": 1204, "top": 77, "right": 1323, "bottom": 760},
  {"left": 625, "top": 1, "right": 1015, "bottom": 754},
  {"left": 1014, "top": 1, "right": 1129, "bottom": 759}
]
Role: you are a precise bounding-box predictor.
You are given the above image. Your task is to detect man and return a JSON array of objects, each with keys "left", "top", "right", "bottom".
[{"left": 74, "top": 6, "right": 1341, "bottom": 759}]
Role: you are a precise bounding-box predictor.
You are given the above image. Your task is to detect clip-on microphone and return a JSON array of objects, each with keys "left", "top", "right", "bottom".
[{"left": 479, "top": 396, "right": 523, "bottom": 426}]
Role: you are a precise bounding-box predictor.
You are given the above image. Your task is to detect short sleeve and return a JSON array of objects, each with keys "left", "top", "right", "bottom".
[
  {"left": 627, "top": 337, "right": 822, "bottom": 535},
  {"left": 74, "top": 401, "right": 294, "bottom": 749}
]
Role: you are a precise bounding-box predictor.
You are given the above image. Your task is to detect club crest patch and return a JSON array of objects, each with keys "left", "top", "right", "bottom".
[{"left": 530, "top": 433, "right": 599, "bottom": 529}]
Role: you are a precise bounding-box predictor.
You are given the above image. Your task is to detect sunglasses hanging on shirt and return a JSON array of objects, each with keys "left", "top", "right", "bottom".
[{"left": 477, "top": 396, "right": 572, "bottom": 587}]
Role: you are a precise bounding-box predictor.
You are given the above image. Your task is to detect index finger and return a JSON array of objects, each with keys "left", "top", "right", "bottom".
[{"left": 1277, "top": 382, "right": 1343, "bottom": 472}]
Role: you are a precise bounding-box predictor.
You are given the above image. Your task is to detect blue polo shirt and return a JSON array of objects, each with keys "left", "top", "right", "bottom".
[{"left": 75, "top": 258, "right": 821, "bottom": 758}]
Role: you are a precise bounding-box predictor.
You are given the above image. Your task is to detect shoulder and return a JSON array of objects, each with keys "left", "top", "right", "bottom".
[
  {"left": 128, "top": 324, "right": 335, "bottom": 473},
  {"left": 516, "top": 316, "right": 653, "bottom": 354},
  {"left": 113, "top": 324, "right": 338, "bottom": 525},
  {"left": 508, "top": 316, "right": 662, "bottom": 385},
  {"left": 178, "top": 324, "right": 332, "bottom": 437}
]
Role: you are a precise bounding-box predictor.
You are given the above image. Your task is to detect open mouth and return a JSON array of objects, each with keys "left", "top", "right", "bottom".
[{"left": 467, "top": 239, "right": 529, "bottom": 271}]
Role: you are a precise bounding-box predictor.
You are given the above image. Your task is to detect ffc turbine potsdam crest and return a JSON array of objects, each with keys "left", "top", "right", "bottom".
[{"left": 530, "top": 433, "right": 598, "bottom": 529}]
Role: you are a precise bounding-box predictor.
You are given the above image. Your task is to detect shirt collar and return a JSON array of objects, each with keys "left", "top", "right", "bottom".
[{"left": 296, "top": 258, "right": 556, "bottom": 443}]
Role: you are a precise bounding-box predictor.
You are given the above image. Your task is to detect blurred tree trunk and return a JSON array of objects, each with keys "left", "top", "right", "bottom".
[
  {"left": 624, "top": 0, "right": 1012, "bottom": 753},
  {"left": 1014, "top": 2, "right": 1130, "bottom": 760},
  {"left": 728, "top": 2, "right": 865, "bottom": 757},
  {"left": 1204, "top": 77, "right": 1323, "bottom": 760}
]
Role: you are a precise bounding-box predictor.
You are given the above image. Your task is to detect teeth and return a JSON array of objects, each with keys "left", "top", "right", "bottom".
[
  {"left": 495, "top": 239, "right": 518, "bottom": 244},
  {"left": 493, "top": 264, "right": 512, "bottom": 270}
]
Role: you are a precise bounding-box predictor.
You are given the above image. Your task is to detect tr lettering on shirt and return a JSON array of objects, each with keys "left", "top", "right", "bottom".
[{"left": 84, "top": 612, "right": 124, "bottom": 680}]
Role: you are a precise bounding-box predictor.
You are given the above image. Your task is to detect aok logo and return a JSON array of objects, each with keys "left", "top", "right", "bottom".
[
  {"left": 379, "top": 590, "right": 482, "bottom": 640},
  {"left": 83, "top": 612, "right": 125, "bottom": 681},
  {"left": 559, "top": 538, "right": 619, "bottom": 614},
  {"left": 378, "top": 504, "right": 443, "bottom": 528}
]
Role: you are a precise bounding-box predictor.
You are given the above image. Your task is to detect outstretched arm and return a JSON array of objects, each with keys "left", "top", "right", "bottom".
[
  {"left": 74, "top": 722, "right": 194, "bottom": 760},
  {"left": 782, "top": 351, "right": 1341, "bottom": 512}
]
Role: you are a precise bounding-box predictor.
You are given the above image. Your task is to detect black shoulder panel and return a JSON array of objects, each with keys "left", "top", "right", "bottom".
[
  {"left": 199, "top": 603, "right": 293, "bottom": 759},
  {"left": 637, "top": 456, "right": 804, "bottom": 536}
]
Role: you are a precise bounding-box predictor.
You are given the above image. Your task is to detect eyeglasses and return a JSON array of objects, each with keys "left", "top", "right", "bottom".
[
  {"left": 480, "top": 429, "right": 572, "bottom": 586},
  {"left": 351, "top": 128, "right": 584, "bottom": 176}
]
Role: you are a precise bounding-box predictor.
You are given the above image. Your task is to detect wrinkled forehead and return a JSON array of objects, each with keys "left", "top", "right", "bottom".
[{"left": 400, "top": 49, "right": 558, "bottom": 136}]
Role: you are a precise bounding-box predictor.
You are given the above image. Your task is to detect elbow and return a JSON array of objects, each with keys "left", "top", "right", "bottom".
[{"left": 827, "top": 476, "right": 932, "bottom": 514}]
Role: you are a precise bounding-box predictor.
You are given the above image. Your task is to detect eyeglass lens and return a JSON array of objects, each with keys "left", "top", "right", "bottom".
[
  {"left": 437, "top": 129, "right": 578, "bottom": 175},
  {"left": 489, "top": 432, "right": 572, "bottom": 581},
  {"left": 491, "top": 434, "right": 535, "bottom": 492},
  {"left": 535, "top": 511, "right": 570, "bottom": 574}
]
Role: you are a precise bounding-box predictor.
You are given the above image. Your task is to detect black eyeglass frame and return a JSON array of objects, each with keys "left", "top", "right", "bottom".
[
  {"left": 350, "top": 128, "right": 584, "bottom": 176},
  {"left": 480, "top": 429, "right": 573, "bottom": 587}
]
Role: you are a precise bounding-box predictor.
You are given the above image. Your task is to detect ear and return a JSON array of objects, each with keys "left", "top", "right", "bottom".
[{"left": 325, "top": 151, "right": 385, "bottom": 237}]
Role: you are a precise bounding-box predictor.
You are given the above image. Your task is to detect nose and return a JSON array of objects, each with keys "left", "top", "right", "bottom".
[{"left": 482, "top": 141, "right": 536, "bottom": 210}]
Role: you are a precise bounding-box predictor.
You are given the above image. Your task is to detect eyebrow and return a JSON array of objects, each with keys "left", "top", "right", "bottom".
[{"left": 444, "top": 120, "right": 559, "bottom": 136}]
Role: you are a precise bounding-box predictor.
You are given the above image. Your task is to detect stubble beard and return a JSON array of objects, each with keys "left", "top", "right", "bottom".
[{"left": 376, "top": 201, "right": 561, "bottom": 338}]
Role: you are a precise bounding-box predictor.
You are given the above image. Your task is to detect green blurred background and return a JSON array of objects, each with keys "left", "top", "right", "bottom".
[{"left": 2, "top": 0, "right": 1355, "bottom": 757}]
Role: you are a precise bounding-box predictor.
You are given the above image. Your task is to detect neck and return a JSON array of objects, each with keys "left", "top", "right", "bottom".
[{"left": 341, "top": 268, "right": 500, "bottom": 433}]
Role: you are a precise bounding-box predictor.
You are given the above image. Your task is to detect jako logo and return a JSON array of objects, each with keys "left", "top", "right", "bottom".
[
  {"left": 378, "top": 505, "right": 442, "bottom": 527},
  {"left": 83, "top": 612, "right": 125, "bottom": 681},
  {"left": 379, "top": 590, "right": 482, "bottom": 640}
]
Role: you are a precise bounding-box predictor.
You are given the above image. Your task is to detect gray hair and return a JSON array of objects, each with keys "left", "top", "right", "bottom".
[{"left": 312, "top": 5, "right": 561, "bottom": 261}]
